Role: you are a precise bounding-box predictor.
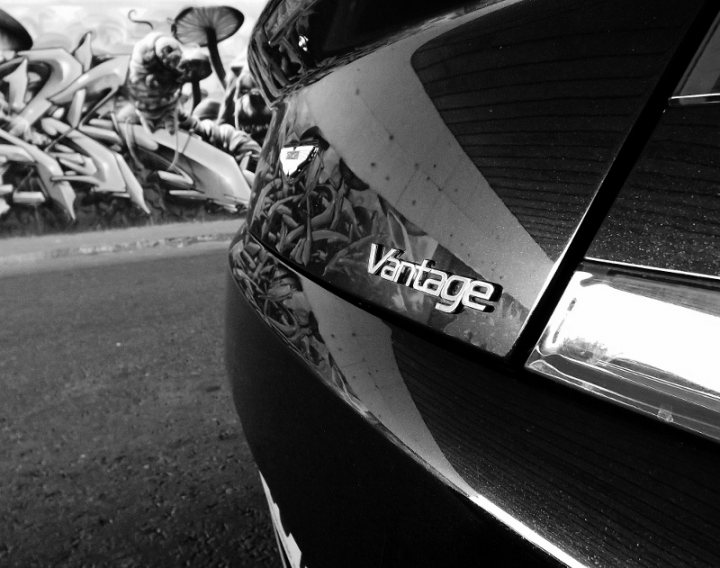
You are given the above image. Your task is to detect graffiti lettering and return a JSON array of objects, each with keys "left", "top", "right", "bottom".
[{"left": 0, "top": 5, "right": 271, "bottom": 234}]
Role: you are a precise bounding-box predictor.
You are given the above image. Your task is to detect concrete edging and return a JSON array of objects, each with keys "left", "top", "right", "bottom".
[{"left": 0, "top": 220, "right": 242, "bottom": 268}]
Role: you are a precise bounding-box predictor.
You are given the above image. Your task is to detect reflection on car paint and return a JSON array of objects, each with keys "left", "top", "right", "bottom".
[
  {"left": 230, "top": 227, "right": 482, "bottom": 472},
  {"left": 245, "top": 0, "right": 708, "bottom": 360},
  {"left": 229, "top": 232, "right": 584, "bottom": 568},
  {"left": 229, "top": 230, "right": 365, "bottom": 414},
  {"left": 260, "top": 473, "right": 307, "bottom": 568},
  {"left": 247, "top": 103, "right": 528, "bottom": 356},
  {"left": 588, "top": 103, "right": 720, "bottom": 277},
  {"left": 234, "top": 0, "right": 720, "bottom": 566}
]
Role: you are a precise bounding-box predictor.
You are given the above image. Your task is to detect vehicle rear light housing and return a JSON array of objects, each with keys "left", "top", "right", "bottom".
[{"left": 526, "top": 262, "right": 720, "bottom": 441}]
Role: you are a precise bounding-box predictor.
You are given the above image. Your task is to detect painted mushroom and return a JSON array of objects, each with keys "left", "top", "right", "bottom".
[
  {"left": 0, "top": 8, "right": 32, "bottom": 52},
  {"left": 178, "top": 46, "right": 212, "bottom": 109},
  {"left": 172, "top": 6, "right": 243, "bottom": 87}
]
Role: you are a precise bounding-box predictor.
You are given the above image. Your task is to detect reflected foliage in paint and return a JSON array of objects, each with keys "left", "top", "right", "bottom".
[
  {"left": 229, "top": 229, "right": 366, "bottom": 411},
  {"left": 247, "top": 103, "right": 528, "bottom": 356}
]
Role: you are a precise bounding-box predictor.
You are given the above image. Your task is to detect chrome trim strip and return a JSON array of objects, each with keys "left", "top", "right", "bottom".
[{"left": 584, "top": 256, "right": 720, "bottom": 283}]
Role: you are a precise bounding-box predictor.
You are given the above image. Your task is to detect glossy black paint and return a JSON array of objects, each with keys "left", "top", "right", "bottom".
[
  {"left": 247, "top": 0, "right": 708, "bottom": 359},
  {"left": 228, "top": 242, "right": 720, "bottom": 567},
  {"left": 589, "top": 104, "right": 720, "bottom": 276},
  {"left": 249, "top": 0, "right": 492, "bottom": 103},
  {"left": 231, "top": 0, "right": 720, "bottom": 566},
  {"left": 393, "top": 328, "right": 720, "bottom": 568},
  {"left": 412, "top": 0, "right": 703, "bottom": 260},
  {"left": 246, "top": 101, "right": 534, "bottom": 357},
  {"left": 226, "top": 268, "right": 560, "bottom": 568}
]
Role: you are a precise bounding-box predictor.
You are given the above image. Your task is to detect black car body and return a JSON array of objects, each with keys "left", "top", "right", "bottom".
[{"left": 226, "top": 1, "right": 720, "bottom": 566}]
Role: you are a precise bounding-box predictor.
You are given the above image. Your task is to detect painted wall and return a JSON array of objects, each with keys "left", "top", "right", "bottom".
[{"left": 0, "top": 1, "right": 270, "bottom": 235}]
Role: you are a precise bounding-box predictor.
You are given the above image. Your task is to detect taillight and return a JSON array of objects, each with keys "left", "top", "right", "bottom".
[
  {"left": 528, "top": 12, "right": 720, "bottom": 442},
  {"left": 526, "top": 262, "right": 720, "bottom": 441}
]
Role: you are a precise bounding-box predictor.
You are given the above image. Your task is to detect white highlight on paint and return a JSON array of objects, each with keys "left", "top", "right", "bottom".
[{"left": 260, "top": 473, "right": 307, "bottom": 568}]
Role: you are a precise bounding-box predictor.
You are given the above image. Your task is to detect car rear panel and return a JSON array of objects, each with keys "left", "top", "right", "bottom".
[
  {"left": 226, "top": 262, "right": 561, "bottom": 568},
  {"left": 245, "top": 0, "right": 706, "bottom": 357},
  {"left": 228, "top": 0, "right": 720, "bottom": 566},
  {"left": 587, "top": 103, "right": 720, "bottom": 275},
  {"left": 411, "top": 0, "right": 697, "bottom": 261},
  {"left": 228, "top": 237, "right": 720, "bottom": 567}
]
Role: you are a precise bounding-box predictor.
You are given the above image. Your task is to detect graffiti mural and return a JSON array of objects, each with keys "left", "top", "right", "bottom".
[{"left": 0, "top": 4, "right": 271, "bottom": 235}]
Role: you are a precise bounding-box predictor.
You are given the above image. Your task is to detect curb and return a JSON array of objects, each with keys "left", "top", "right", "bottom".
[{"left": 0, "top": 231, "right": 237, "bottom": 268}]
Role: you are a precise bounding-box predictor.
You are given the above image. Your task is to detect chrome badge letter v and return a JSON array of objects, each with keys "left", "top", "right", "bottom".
[{"left": 367, "top": 243, "right": 501, "bottom": 314}]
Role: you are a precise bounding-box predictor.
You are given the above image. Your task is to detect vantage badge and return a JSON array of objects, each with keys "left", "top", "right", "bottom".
[{"left": 367, "top": 243, "right": 501, "bottom": 314}]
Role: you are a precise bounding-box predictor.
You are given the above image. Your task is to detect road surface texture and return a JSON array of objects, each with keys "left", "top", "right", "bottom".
[{"left": 0, "top": 246, "right": 281, "bottom": 567}]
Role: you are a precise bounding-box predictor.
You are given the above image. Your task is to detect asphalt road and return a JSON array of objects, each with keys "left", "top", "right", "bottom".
[{"left": 0, "top": 247, "right": 281, "bottom": 567}]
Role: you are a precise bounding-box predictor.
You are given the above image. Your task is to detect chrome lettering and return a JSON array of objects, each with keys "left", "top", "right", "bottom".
[
  {"left": 464, "top": 281, "right": 495, "bottom": 311},
  {"left": 395, "top": 260, "right": 418, "bottom": 286},
  {"left": 437, "top": 274, "right": 473, "bottom": 313},
  {"left": 367, "top": 243, "right": 402, "bottom": 275},
  {"left": 417, "top": 268, "right": 445, "bottom": 296},
  {"left": 367, "top": 244, "right": 500, "bottom": 313},
  {"left": 411, "top": 259, "right": 434, "bottom": 292},
  {"left": 380, "top": 257, "right": 401, "bottom": 281}
]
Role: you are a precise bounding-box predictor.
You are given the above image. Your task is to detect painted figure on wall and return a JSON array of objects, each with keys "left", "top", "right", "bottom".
[{"left": 0, "top": 4, "right": 272, "bottom": 235}]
